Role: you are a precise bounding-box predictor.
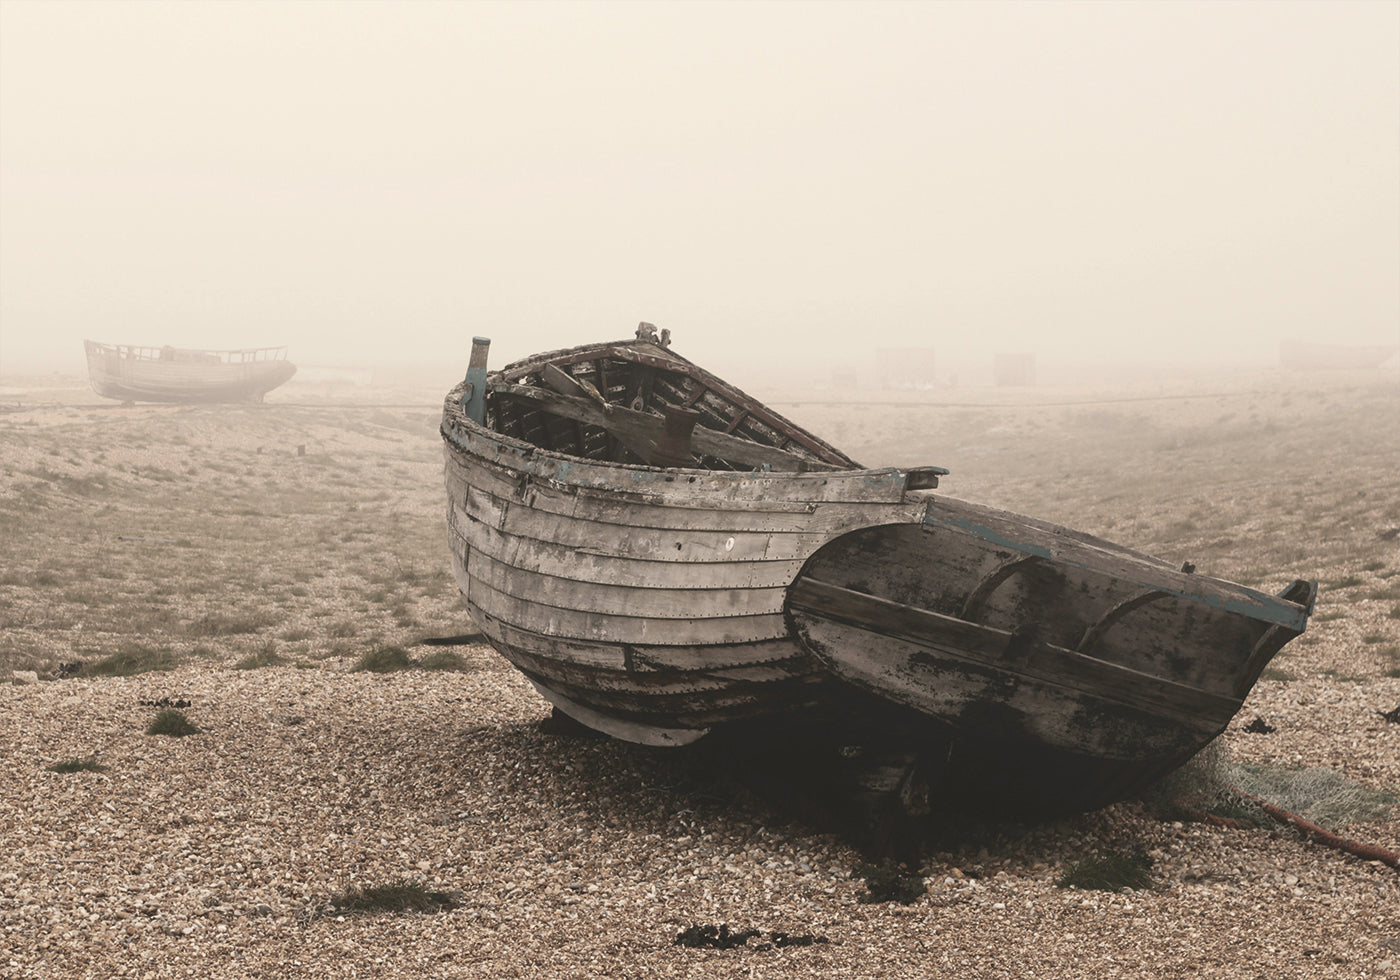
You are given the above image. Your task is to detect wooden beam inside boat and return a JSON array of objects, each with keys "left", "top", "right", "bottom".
[{"left": 488, "top": 382, "right": 842, "bottom": 472}]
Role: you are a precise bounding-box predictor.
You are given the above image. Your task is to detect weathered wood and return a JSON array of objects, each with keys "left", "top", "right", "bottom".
[
  {"left": 483, "top": 617, "right": 806, "bottom": 671},
  {"left": 789, "top": 576, "right": 1240, "bottom": 727},
  {"left": 922, "top": 497, "right": 1310, "bottom": 632},
  {"left": 443, "top": 421, "right": 915, "bottom": 503},
  {"left": 451, "top": 492, "right": 841, "bottom": 563},
  {"left": 446, "top": 453, "right": 925, "bottom": 533},
  {"left": 460, "top": 513, "right": 809, "bottom": 590},
  {"left": 465, "top": 547, "right": 789, "bottom": 619},
  {"left": 1077, "top": 589, "right": 1169, "bottom": 654},
  {"left": 466, "top": 574, "right": 790, "bottom": 646},
  {"left": 440, "top": 331, "right": 1316, "bottom": 813},
  {"left": 490, "top": 381, "right": 838, "bottom": 472}
]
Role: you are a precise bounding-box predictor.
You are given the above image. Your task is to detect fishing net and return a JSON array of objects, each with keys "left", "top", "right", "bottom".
[{"left": 1145, "top": 739, "right": 1398, "bottom": 830}]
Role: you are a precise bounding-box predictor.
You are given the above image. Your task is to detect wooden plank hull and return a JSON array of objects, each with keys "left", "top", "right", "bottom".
[
  {"left": 443, "top": 410, "right": 925, "bottom": 745},
  {"left": 84, "top": 340, "right": 297, "bottom": 403},
  {"left": 440, "top": 331, "right": 1316, "bottom": 812}
]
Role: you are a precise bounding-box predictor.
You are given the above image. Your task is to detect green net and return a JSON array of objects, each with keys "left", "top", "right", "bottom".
[{"left": 1145, "top": 739, "right": 1398, "bottom": 830}]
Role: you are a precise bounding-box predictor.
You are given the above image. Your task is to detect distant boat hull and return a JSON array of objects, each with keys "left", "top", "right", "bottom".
[
  {"left": 84, "top": 340, "right": 296, "bottom": 403},
  {"left": 440, "top": 327, "right": 1316, "bottom": 814}
]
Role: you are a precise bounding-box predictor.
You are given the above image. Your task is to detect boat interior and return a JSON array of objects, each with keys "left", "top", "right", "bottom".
[{"left": 478, "top": 325, "right": 859, "bottom": 473}]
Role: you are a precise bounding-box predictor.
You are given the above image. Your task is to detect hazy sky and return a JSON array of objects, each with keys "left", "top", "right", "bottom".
[{"left": 2, "top": 0, "right": 1397, "bottom": 380}]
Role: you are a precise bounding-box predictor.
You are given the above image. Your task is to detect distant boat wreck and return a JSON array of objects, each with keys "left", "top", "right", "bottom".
[
  {"left": 83, "top": 340, "right": 297, "bottom": 403},
  {"left": 440, "top": 323, "right": 1316, "bottom": 815}
]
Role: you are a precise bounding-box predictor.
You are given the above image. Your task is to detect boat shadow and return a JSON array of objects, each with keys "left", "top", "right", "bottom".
[{"left": 455, "top": 711, "right": 1066, "bottom": 867}]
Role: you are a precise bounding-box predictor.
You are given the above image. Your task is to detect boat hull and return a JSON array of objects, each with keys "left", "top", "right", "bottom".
[
  {"left": 442, "top": 409, "right": 927, "bottom": 745},
  {"left": 84, "top": 341, "right": 297, "bottom": 403},
  {"left": 440, "top": 334, "right": 1316, "bottom": 812}
]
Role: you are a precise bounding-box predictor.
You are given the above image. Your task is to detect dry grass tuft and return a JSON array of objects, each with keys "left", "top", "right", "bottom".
[{"left": 145, "top": 709, "right": 201, "bottom": 737}]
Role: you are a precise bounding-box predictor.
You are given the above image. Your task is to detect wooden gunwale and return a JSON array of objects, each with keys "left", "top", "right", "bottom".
[
  {"left": 449, "top": 458, "right": 925, "bottom": 535},
  {"left": 443, "top": 403, "right": 917, "bottom": 504}
]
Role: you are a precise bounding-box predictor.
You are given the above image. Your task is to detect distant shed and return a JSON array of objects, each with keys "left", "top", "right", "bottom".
[
  {"left": 875, "top": 347, "right": 937, "bottom": 388},
  {"left": 994, "top": 352, "right": 1036, "bottom": 387},
  {"left": 1279, "top": 339, "right": 1399, "bottom": 371}
]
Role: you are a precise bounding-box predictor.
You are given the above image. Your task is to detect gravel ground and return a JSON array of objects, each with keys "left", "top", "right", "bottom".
[
  {"left": 2, "top": 370, "right": 1397, "bottom": 979},
  {"left": 3, "top": 658, "right": 1397, "bottom": 980}
]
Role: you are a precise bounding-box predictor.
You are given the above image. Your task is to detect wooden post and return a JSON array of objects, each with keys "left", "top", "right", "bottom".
[{"left": 462, "top": 337, "right": 491, "bottom": 424}]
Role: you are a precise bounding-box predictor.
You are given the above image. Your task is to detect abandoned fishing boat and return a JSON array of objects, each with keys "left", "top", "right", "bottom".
[
  {"left": 83, "top": 340, "right": 297, "bottom": 403},
  {"left": 440, "top": 324, "right": 1316, "bottom": 814}
]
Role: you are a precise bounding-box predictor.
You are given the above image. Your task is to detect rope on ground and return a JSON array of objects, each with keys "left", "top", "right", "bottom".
[
  {"left": 1239, "top": 791, "right": 1399, "bottom": 869},
  {"left": 1174, "top": 793, "right": 1399, "bottom": 869}
]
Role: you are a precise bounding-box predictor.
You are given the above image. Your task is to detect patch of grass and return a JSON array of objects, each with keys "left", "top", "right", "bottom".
[
  {"left": 1261, "top": 667, "right": 1296, "bottom": 682},
  {"left": 1056, "top": 850, "right": 1155, "bottom": 892},
  {"left": 1385, "top": 667, "right": 1400, "bottom": 679},
  {"left": 46, "top": 758, "right": 108, "bottom": 774},
  {"left": 188, "top": 610, "right": 280, "bottom": 636},
  {"left": 235, "top": 646, "right": 288, "bottom": 670},
  {"left": 1326, "top": 575, "right": 1365, "bottom": 591},
  {"left": 146, "top": 709, "right": 201, "bottom": 737},
  {"left": 1388, "top": 604, "right": 1400, "bottom": 620},
  {"left": 327, "top": 619, "right": 359, "bottom": 638},
  {"left": 1311, "top": 609, "right": 1346, "bottom": 622},
  {"left": 351, "top": 646, "right": 415, "bottom": 673},
  {"left": 328, "top": 880, "right": 458, "bottom": 915},
  {"left": 417, "top": 650, "right": 473, "bottom": 672},
  {"left": 350, "top": 646, "right": 478, "bottom": 673},
  {"left": 78, "top": 644, "right": 183, "bottom": 678},
  {"left": 1361, "top": 632, "right": 1390, "bottom": 644}
]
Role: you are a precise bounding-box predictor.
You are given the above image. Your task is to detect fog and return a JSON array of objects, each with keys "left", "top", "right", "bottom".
[{"left": 2, "top": 1, "right": 1396, "bottom": 388}]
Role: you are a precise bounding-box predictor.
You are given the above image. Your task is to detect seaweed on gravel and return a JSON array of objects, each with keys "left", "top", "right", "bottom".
[
  {"left": 329, "top": 880, "right": 459, "bottom": 915},
  {"left": 855, "top": 860, "right": 926, "bottom": 904},
  {"left": 673, "top": 923, "right": 829, "bottom": 950},
  {"left": 1056, "top": 848, "right": 1155, "bottom": 892}
]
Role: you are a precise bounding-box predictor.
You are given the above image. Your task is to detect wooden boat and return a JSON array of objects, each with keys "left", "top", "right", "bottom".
[
  {"left": 441, "top": 324, "right": 1316, "bottom": 814},
  {"left": 84, "top": 340, "right": 297, "bottom": 403}
]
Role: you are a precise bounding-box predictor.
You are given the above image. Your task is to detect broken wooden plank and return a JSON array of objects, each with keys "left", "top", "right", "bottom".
[{"left": 488, "top": 382, "right": 841, "bottom": 471}]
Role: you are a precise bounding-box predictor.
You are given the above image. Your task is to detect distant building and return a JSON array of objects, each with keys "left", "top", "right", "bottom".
[
  {"left": 875, "top": 347, "right": 937, "bottom": 388},
  {"left": 993, "top": 352, "right": 1036, "bottom": 387},
  {"left": 1279, "top": 339, "right": 1399, "bottom": 371}
]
